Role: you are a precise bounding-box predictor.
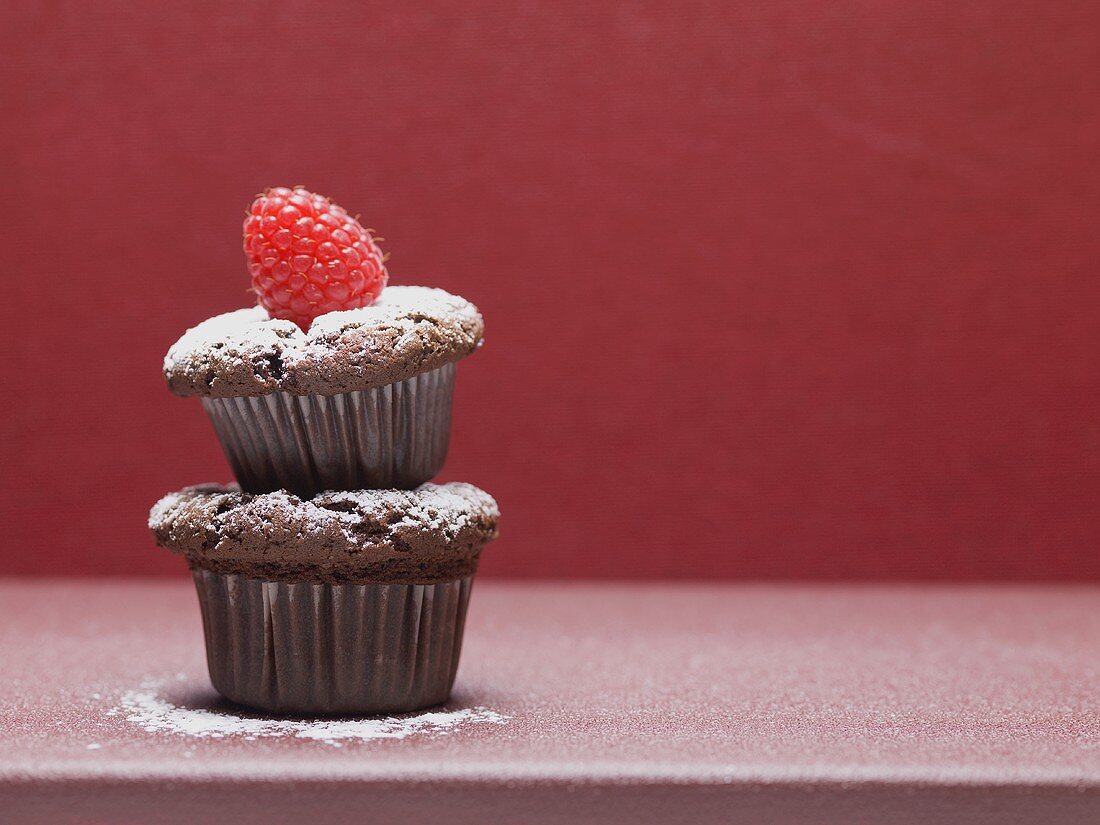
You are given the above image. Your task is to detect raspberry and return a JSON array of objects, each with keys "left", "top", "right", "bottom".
[{"left": 243, "top": 187, "right": 388, "bottom": 329}]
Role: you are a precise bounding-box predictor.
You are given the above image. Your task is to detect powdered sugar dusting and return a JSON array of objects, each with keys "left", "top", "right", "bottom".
[
  {"left": 150, "top": 481, "right": 499, "bottom": 561},
  {"left": 164, "top": 305, "right": 295, "bottom": 370},
  {"left": 306, "top": 286, "right": 479, "bottom": 337},
  {"left": 163, "top": 286, "right": 483, "bottom": 393},
  {"left": 313, "top": 483, "right": 500, "bottom": 539},
  {"left": 119, "top": 679, "right": 507, "bottom": 746}
]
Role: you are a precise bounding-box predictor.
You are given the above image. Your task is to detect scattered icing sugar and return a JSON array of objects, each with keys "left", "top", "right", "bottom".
[
  {"left": 309, "top": 483, "right": 499, "bottom": 540},
  {"left": 164, "top": 286, "right": 480, "bottom": 375},
  {"left": 163, "top": 305, "right": 286, "bottom": 372},
  {"left": 151, "top": 482, "right": 499, "bottom": 547},
  {"left": 306, "top": 286, "right": 476, "bottom": 337},
  {"left": 118, "top": 680, "right": 507, "bottom": 746}
]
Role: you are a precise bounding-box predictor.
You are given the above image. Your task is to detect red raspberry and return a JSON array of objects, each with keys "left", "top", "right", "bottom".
[{"left": 243, "top": 187, "right": 388, "bottom": 329}]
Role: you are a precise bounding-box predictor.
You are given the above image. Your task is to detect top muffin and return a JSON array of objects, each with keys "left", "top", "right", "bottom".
[{"left": 164, "top": 285, "right": 483, "bottom": 398}]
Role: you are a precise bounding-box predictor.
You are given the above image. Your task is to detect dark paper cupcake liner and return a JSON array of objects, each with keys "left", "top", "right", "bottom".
[
  {"left": 192, "top": 568, "right": 474, "bottom": 715},
  {"left": 201, "top": 362, "right": 456, "bottom": 497}
]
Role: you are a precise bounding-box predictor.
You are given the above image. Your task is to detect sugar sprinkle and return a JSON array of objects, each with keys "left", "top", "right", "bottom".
[{"left": 119, "top": 680, "right": 507, "bottom": 746}]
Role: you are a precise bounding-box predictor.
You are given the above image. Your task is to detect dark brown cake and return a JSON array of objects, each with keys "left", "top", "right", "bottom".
[
  {"left": 163, "top": 285, "right": 484, "bottom": 398},
  {"left": 149, "top": 482, "right": 500, "bottom": 584}
]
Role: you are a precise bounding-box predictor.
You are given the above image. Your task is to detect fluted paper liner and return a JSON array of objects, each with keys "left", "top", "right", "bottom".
[
  {"left": 201, "top": 362, "right": 456, "bottom": 497},
  {"left": 192, "top": 569, "right": 474, "bottom": 715}
]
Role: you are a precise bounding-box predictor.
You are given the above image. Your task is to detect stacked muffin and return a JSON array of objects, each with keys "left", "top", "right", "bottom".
[{"left": 149, "top": 188, "right": 499, "bottom": 715}]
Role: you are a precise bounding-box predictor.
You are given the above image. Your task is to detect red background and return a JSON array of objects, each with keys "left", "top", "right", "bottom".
[{"left": 3, "top": 1, "right": 1098, "bottom": 580}]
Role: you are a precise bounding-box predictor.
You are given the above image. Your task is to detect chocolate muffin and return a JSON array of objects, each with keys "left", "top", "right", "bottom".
[
  {"left": 151, "top": 187, "right": 502, "bottom": 716},
  {"left": 163, "top": 285, "right": 484, "bottom": 496},
  {"left": 150, "top": 482, "right": 500, "bottom": 715}
]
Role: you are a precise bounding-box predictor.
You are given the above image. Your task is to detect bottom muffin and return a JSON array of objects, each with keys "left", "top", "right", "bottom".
[{"left": 149, "top": 482, "right": 500, "bottom": 715}]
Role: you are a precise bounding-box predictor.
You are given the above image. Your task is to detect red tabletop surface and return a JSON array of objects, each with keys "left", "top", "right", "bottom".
[{"left": 2, "top": 580, "right": 1099, "bottom": 824}]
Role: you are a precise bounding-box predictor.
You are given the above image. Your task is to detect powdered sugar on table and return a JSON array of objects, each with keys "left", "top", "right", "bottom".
[{"left": 118, "top": 678, "right": 507, "bottom": 746}]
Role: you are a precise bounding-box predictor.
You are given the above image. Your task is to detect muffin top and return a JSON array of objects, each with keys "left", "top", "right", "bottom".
[
  {"left": 149, "top": 482, "right": 500, "bottom": 584},
  {"left": 163, "top": 285, "right": 484, "bottom": 398}
]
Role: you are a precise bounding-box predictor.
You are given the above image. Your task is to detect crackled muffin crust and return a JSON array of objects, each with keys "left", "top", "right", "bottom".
[
  {"left": 164, "top": 285, "right": 484, "bottom": 398},
  {"left": 149, "top": 482, "right": 500, "bottom": 584}
]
